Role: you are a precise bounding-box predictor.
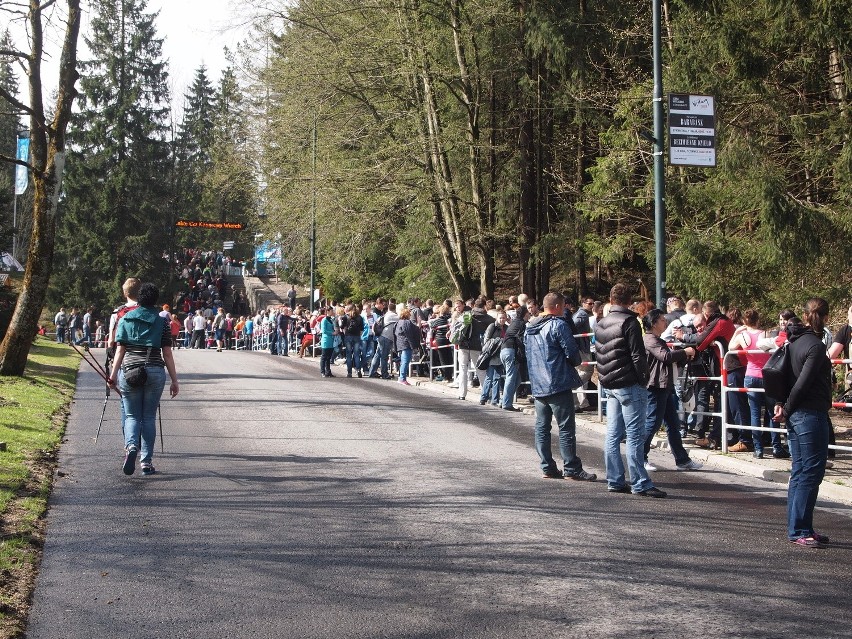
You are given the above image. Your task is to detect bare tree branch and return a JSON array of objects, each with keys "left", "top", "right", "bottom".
[
  {"left": 0, "top": 84, "right": 35, "bottom": 117},
  {"left": 0, "top": 153, "right": 33, "bottom": 170},
  {"left": 0, "top": 48, "right": 32, "bottom": 61}
]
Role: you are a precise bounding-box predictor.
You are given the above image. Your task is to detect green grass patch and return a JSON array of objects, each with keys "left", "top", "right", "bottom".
[
  {"left": 0, "top": 338, "right": 78, "bottom": 512},
  {"left": 0, "top": 337, "right": 79, "bottom": 637}
]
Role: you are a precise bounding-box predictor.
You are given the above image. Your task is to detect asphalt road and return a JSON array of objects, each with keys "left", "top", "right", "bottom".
[{"left": 26, "top": 349, "right": 852, "bottom": 638}]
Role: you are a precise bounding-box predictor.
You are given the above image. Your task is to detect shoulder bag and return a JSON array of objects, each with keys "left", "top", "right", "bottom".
[{"left": 762, "top": 343, "right": 792, "bottom": 404}]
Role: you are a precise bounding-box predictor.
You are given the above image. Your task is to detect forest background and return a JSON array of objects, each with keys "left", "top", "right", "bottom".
[{"left": 1, "top": 0, "right": 850, "bottom": 322}]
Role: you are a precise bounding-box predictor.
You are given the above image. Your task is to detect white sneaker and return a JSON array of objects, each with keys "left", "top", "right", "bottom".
[
  {"left": 448, "top": 383, "right": 459, "bottom": 389},
  {"left": 644, "top": 461, "right": 658, "bottom": 472},
  {"left": 676, "top": 460, "right": 703, "bottom": 471}
]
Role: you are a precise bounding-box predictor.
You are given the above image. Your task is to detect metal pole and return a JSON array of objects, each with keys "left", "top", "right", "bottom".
[
  {"left": 11, "top": 194, "right": 17, "bottom": 262},
  {"left": 309, "top": 118, "right": 317, "bottom": 313},
  {"left": 652, "top": 0, "right": 666, "bottom": 309}
]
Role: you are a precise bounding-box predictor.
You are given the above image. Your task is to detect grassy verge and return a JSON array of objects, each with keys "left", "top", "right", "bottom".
[{"left": 0, "top": 337, "right": 79, "bottom": 639}]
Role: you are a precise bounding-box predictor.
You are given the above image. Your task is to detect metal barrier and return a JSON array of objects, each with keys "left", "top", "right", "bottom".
[
  {"left": 420, "top": 342, "right": 456, "bottom": 381},
  {"left": 720, "top": 350, "right": 852, "bottom": 454}
]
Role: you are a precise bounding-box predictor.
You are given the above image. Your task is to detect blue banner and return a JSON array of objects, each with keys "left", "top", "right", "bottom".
[
  {"left": 15, "top": 137, "right": 29, "bottom": 195},
  {"left": 254, "top": 241, "right": 281, "bottom": 263}
]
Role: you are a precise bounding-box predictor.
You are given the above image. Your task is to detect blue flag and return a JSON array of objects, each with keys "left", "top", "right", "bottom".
[{"left": 15, "top": 137, "right": 29, "bottom": 195}]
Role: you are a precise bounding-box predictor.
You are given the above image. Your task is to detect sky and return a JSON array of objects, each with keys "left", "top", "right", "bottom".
[
  {"left": 6, "top": 0, "right": 256, "bottom": 113},
  {"left": 143, "top": 0, "right": 253, "bottom": 99}
]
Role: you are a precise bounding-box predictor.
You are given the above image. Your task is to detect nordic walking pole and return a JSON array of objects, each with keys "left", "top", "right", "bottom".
[
  {"left": 69, "top": 343, "right": 121, "bottom": 442},
  {"left": 158, "top": 403, "right": 164, "bottom": 453},
  {"left": 95, "top": 394, "right": 109, "bottom": 443},
  {"left": 94, "top": 348, "right": 113, "bottom": 443}
]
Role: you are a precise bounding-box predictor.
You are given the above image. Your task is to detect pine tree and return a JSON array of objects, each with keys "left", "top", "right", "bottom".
[
  {"left": 51, "top": 0, "right": 172, "bottom": 311},
  {"left": 205, "top": 67, "right": 255, "bottom": 235},
  {"left": 175, "top": 66, "right": 215, "bottom": 213}
]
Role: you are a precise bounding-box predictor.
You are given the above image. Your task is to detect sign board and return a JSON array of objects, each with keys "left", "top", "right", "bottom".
[
  {"left": 254, "top": 241, "right": 281, "bottom": 264},
  {"left": 175, "top": 219, "right": 245, "bottom": 230},
  {"left": 668, "top": 94, "right": 716, "bottom": 167},
  {"left": 223, "top": 241, "right": 235, "bottom": 250}
]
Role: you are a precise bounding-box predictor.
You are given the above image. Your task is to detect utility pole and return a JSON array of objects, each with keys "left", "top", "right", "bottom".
[{"left": 652, "top": 0, "right": 666, "bottom": 309}]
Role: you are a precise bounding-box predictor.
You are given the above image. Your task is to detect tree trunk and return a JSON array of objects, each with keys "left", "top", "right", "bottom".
[
  {"left": 0, "top": 1, "right": 81, "bottom": 376},
  {"left": 448, "top": 0, "right": 493, "bottom": 298},
  {"left": 397, "top": 0, "right": 474, "bottom": 298}
]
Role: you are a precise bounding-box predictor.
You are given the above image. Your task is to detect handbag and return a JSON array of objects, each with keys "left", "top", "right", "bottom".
[
  {"left": 762, "top": 343, "right": 792, "bottom": 404},
  {"left": 122, "top": 348, "right": 152, "bottom": 388}
]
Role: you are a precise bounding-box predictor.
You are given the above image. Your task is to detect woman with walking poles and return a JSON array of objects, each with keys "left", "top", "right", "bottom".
[{"left": 109, "top": 283, "right": 179, "bottom": 476}]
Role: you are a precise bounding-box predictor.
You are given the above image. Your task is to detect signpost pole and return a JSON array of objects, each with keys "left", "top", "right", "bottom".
[
  {"left": 652, "top": 0, "right": 666, "bottom": 310},
  {"left": 310, "top": 117, "right": 317, "bottom": 314}
]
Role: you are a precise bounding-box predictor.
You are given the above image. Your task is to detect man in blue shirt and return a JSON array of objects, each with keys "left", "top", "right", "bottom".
[{"left": 524, "top": 292, "right": 597, "bottom": 481}]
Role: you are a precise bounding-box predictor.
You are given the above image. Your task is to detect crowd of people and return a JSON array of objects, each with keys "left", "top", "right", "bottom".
[
  {"left": 239, "top": 286, "right": 847, "bottom": 548},
  {"left": 50, "top": 246, "right": 851, "bottom": 548}
]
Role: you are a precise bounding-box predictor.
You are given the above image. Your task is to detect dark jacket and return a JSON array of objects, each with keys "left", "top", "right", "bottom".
[
  {"left": 394, "top": 319, "right": 422, "bottom": 351},
  {"left": 644, "top": 333, "right": 688, "bottom": 389},
  {"left": 594, "top": 306, "right": 648, "bottom": 389},
  {"left": 523, "top": 315, "right": 582, "bottom": 397},
  {"left": 458, "top": 308, "right": 495, "bottom": 351},
  {"left": 341, "top": 313, "right": 364, "bottom": 338},
  {"left": 481, "top": 322, "right": 506, "bottom": 367},
  {"left": 784, "top": 323, "right": 832, "bottom": 415},
  {"left": 572, "top": 308, "right": 591, "bottom": 354},
  {"left": 501, "top": 311, "right": 528, "bottom": 352}
]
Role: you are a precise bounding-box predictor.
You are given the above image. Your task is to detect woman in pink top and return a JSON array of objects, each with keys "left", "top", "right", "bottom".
[{"left": 729, "top": 309, "right": 783, "bottom": 459}]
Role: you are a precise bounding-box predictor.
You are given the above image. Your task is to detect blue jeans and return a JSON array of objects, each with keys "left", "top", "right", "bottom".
[
  {"left": 744, "top": 375, "right": 782, "bottom": 452},
  {"left": 362, "top": 336, "right": 376, "bottom": 372},
  {"left": 644, "top": 387, "right": 690, "bottom": 466},
  {"left": 605, "top": 384, "right": 653, "bottom": 492},
  {"left": 76, "top": 325, "right": 92, "bottom": 346},
  {"left": 787, "top": 408, "right": 829, "bottom": 540},
  {"left": 118, "top": 365, "right": 166, "bottom": 465},
  {"left": 534, "top": 390, "right": 584, "bottom": 476},
  {"left": 399, "top": 348, "right": 412, "bottom": 381},
  {"left": 480, "top": 365, "right": 502, "bottom": 404},
  {"left": 369, "top": 336, "right": 392, "bottom": 378},
  {"left": 500, "top": 348, "right": 519, "bottom": 409},
  {"left": 56, "top": 327, "right": 66, "bottom": 343},
  {"left": 344, "top": 336, "right": 363, "bottom": 374}
]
